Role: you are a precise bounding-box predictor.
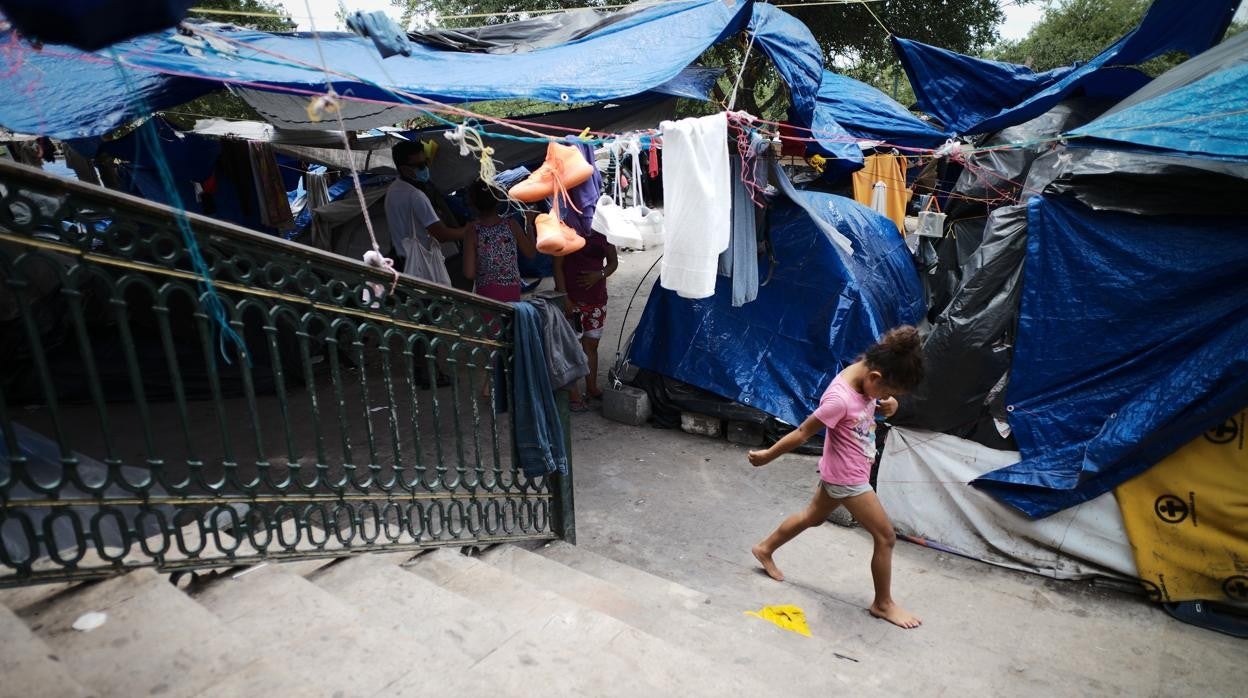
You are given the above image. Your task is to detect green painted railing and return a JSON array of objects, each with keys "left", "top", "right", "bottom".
[{"left": 0, "top": 159, "right": 573, "bottom": 587}]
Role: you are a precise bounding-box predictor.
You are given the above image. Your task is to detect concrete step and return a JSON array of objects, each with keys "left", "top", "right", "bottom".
[
  {"left": 310, "top": 553, "right": 513, "bottom": 669},
  {"left": 373, "top": 603, "right": 673, "bottom": 697},
  {"left": 481, "top": 544, "right": 851, "bottom": 697},
  {"left": 0, "top": 604, "right": 95, "bottom": 698},
  {"left": 20, "top": 568, "right": 254, "bottom": 698},
  {"left": 405, "top": 547, "right": 780, "bottom": 697},
  {"left": 192, "top": 566, "right": 422, "bottom": 697},
  {"left": 535, "top": 539, "right": 709, "bottom": 611}
]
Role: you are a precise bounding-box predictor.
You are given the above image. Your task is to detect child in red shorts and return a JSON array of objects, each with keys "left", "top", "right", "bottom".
[{"left": 553, "top": 231, "right": 618, "bottom": 411}]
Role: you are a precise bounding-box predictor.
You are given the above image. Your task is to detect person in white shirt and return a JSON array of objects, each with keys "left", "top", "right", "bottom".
[
  {"left": 384, "top": 140, "right": 465, "bottom": 389},
  {"left": 385, "top": 140, "right": 465, "bottom": 285}
]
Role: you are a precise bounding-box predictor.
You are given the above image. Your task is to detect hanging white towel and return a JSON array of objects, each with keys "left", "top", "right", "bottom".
[{"left": 659, "top": 113, "right": 731, "bottom": 299}]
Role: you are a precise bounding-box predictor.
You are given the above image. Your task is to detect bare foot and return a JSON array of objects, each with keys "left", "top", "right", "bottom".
[
  {"left": 751, "top": 545, "right": 785, "bottom": 582},
  {"left": 869, "top": 601, "right": 922, "bottom": 629}
]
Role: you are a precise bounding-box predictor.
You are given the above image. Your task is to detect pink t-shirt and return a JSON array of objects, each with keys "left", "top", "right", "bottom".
[{"left": 813, "top": 376, "right": 877, "bottom": 485}]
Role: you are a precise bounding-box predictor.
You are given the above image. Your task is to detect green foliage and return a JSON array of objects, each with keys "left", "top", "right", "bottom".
[
  {"left": 393, "top": 0, "right": 615, "bottom": 29},
  {"left": 187, "top": 0, "right": 295, "bottom": 32},
  {"left": 165, "top": 0, "right": 294, "bottom": 125},
  {"left": 992, "top": 0, "right": 1148, "bottom": 70},
  {"left": 989, "top": 0, "right": 1244, "bottom": 77}
]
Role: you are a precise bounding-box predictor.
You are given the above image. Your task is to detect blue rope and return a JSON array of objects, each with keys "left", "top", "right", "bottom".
[{"left": 110, "top": 51, "right": 249, "bottom": 365}]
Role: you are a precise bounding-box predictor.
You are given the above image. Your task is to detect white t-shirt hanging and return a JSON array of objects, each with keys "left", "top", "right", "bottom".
[{"left": 659, "top": 113, "right": 731, "bottom": 300}]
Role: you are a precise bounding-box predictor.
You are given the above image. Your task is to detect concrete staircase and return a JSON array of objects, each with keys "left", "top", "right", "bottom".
[{"left": 0, "top": 541, "right": 877, "bottom": 697}]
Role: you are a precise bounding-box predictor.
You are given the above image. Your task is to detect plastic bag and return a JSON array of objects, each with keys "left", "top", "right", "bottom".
[{"left": 915, "top": 195, "right": 946, "bottom": 239}]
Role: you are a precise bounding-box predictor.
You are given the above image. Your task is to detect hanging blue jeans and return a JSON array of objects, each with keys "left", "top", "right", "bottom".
[{"left": 511, "top": 302, "right": 568, "bottom": 478}]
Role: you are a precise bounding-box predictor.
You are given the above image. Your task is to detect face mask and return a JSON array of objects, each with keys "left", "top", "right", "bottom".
[{"left": 411, "top": 166, "right": 431, "bottom": 183}]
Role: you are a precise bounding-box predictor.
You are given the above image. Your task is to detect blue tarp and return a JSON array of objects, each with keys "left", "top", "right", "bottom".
[
  {"left": 1068, "top": 34, "right": 1248, "bottom": 162},
  {"left": 893, "top": 37, "right": 1074, "bottom": 134},
  {"left": 746, "top": 4, "right": 865, "bottom": 174},
  {"left": 812, "top": 71, "right": 951, "bottom": 150},
  {"left": 974, "top": 195, "right": 1248, "bottom": 518},
  {"left": 628, "top": 176, "right": 924, "bottom": 427},
  {"left": 0, "top": 0, "right": 752, "bottom": 140},
  {"left": 894, "top": 0, "right": 1241, "bottom": 136}
]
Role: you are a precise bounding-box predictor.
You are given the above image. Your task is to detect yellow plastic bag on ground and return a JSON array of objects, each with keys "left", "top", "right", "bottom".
[
  {"left": 744, "top": 605, "right": 812, "bottom": 637},
  {"left": 1115, "top": 410, "right": 1248, "bottom": 604}
]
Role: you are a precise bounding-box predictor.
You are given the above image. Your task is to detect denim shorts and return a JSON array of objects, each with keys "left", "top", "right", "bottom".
[{"left": 821, "top": 480, "right": 873, "bottom": 500}]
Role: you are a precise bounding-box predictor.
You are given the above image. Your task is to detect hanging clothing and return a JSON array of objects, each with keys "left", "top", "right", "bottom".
[
  {"left": 852, "top": 153, "right": 909, "bottom": 235},
  {"left": 385, "top": 178, "right": 451, "bottom": 286},
  {"left": 247, "top": 142, "right": 295, "bottom": 230},
  {"left": 305, "top": 170, "right": 332, "bottom": 249},
  {"left": 511, "top": 301, "right": 569, "bottom": 478},
  {"left": 659, "top": 113, "right": 731, "bottom": 300},
  {"left": 718, "top": 132, "right": 769, "bottom": 307},
  {"left": 528, "top": 296, "right": 590, "bottom": 391},
  {"left": 63, "top": 144, "right": 100, "bottom": 185},
  {"left": 217, "top": 139, "right": 257, "bottom": 217}
]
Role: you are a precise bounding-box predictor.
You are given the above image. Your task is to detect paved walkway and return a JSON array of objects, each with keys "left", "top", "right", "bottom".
[{"left": 562, "top": 245, "right": 1246, "bottom": 696}]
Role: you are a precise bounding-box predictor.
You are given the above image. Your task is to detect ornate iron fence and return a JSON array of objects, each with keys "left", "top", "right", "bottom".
[{"left": 0, "top": 159, "right": 573, "bottom": 586}]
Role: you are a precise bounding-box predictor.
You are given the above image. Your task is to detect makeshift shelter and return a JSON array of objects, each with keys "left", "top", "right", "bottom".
[
  {"left": 629, "top": 164, "right": 924, "bottom": 429},
  {"left": 877, "top": 8, "right": 1248, "bottom": 633},
  {"left": 893, "top": 0, "right": 1240, "bottom": 136}
]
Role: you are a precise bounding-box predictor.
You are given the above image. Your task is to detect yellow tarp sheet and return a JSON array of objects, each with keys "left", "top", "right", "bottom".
[{"left": 1115, "top": 410, "right": 1248, "bottom": 604}]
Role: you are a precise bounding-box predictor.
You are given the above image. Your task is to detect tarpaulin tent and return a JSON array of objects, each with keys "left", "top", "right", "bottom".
[
  {"left": 628, "top": 166, "right": 923, "bottom": 428},
  {"left": 975, "top": 194, "right": 1248, "bottom": 518},
  {"left": 0, "top": 0, "right": 753, "bottom": 140},
  {"left": 893, "top": 0, "right": 1241, "bottom": 136},
  {"left": 811, "top": 71, "right": 951, "bottom": 150},
  {"left": 1068, "top": 31, "right": 1248, "bottom": 162}
]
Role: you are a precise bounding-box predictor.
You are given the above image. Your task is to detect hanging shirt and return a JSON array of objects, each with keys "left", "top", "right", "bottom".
[
  {"left": 813, "top": 376, "right": 877, "bottom": 486},
  {"left": 852, "top": 154, "right": 909, "bottom": 235},
  {"left": 659, "top": 113, "right": 731, "bottom": 300}
]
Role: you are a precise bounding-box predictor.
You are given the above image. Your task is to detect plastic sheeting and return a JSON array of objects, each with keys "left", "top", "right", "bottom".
[
  {"left": 1114, "top": 409, "right": 1248, "bottom": 606},
  {"left": 893, "top": 0, "right": 1239, "bottom": 136},
  {"left": 234, "top": 68, "right": 716, "bottom": 133},
  {"left": 895, "top": 204, "right": 1027, "bottom": 436},
  {"left": 896, "top": 103, "right": 1098, "bottom": 448},
  {"left": 812, "top": 71, "right": 950, "bottom": 150},
  {"left": 976, "top": 195, "right": 1248, "bottom": 518},
  {"left": 628, "top": 169, "right": 923, "bottom": 428},
  {"left": 1069, "top": 32, "right": 1248, "bottom": 162},
  {"left": 893, "top": 37, "right": 1074, "bottom": 134},
  {"left": 408, "top": 6, "right": 651, "bottom": 53},
  {"left": 878, "top": 427, "right": 1136, "bottom": 581},
  {"left": 0, "top": 0, "right": 751, "bottom": 139},
  {"left": 745, "top": 3, "right": 859, "bottom": 173}
]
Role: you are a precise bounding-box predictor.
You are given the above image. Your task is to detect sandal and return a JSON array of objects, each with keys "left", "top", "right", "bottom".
[{"left": 569, "top": 399, "right": 592, "bottom": 413}]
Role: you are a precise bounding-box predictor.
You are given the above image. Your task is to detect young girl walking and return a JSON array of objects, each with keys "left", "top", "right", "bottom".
[
  {"left": 462, "top": 179, "right": 537, "bottom": 303},
  {"left": 749, "top": 326, "right": 925, "bottom": 629}
]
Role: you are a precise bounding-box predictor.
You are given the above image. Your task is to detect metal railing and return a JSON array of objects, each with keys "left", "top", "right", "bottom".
[{"left": 0, "top": 159, "right": 573, "bottom": 586}]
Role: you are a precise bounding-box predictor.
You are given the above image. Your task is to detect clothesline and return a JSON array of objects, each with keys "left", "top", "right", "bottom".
[{"left": 18, "top": 22, "right": 1220, "bottom": 211}]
